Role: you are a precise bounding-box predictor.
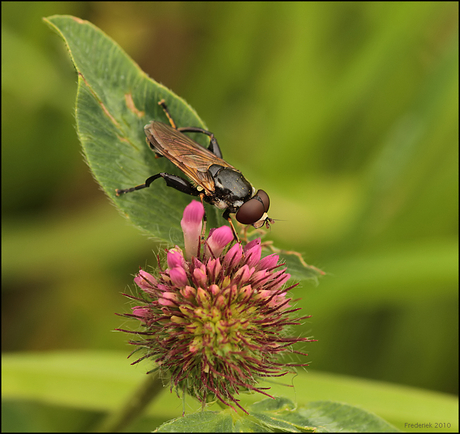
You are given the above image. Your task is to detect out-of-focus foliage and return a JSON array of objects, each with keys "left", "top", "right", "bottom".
[{"left": 2, "top": 2, "right": 458, "bottom": 430}]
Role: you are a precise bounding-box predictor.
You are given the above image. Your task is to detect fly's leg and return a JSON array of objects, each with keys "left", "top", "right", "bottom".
[
  {"left": 177, "top": 127, "right": 222, "bottom": 158},
  {"left": 198, "top": 193, "right": 208, "bottom": 251},
  {"left": 116, "top": 173, "right": 201, "bottom": 196},
  {"left": 223, "top": 209, "right": 240, "bottom": 242},
  {"left": 158, "top": 99, "right": 178, "bottom": 129},
  {"left": 158, "top": 99, "right": 223, "bottom": 158}
]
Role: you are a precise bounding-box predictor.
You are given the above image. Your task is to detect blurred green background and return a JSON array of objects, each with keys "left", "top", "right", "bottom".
[{"left": 2, "top": 0, "right": 458, "bottom": 413}]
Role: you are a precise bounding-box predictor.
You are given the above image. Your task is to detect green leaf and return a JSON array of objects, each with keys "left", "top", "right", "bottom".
[
  {"left": 156, "top": 398, "right": 399, "bottom": 432},
  {"left": 277, "top": 251, "right": 325, "bottom": 283},
  {"left": 249, "top": 399, "right": 399, "bottom": 432},
  {"left": 43, "top": 15, "right": 220, "bottom": 246},
  {"left": 156, "top": 411, "right": 235, "bottom": 432},
  {"left": 43, "top": 15, "right": 324, "bottom": 282},
  {"left": 3, "top": 351, "right": 457, "bottom": 431}
]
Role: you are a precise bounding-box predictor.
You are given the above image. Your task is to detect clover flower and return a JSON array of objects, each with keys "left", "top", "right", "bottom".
[{"left": 119, "top": 201, "right": 313, "bottom": 413}]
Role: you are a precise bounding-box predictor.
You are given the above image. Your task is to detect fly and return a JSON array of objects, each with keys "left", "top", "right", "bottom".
[{"left": 116, "top": 100, "right": 273, "bottom": 239}]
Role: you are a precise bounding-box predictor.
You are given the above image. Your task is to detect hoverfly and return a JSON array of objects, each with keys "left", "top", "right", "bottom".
[{"left": 116, "top": 100, "right": 273, "bottom": 238}]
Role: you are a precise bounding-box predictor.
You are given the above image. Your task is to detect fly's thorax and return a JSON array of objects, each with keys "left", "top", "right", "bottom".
[
  {"left": 211, "top": 197, "right": 232, "bottom": 210},
  {"left": 209, "top": 165, "right": 253, "bottom": 211}
]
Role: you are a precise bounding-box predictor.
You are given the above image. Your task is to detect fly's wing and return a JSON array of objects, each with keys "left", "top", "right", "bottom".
[{"left": 145, "top": 121, "right": 235, "bottom": 195}]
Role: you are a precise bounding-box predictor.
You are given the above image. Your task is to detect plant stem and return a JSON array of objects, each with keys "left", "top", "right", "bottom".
[{"left": 94, "top": 372, "right": 163, "bottom": 432}]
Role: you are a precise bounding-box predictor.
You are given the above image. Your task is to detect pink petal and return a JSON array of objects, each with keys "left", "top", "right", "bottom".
[
  {"left": 244, "top": 239, "right": 260, "bottom": 252},
  {"left": 240, "top": 285, "right": 253, "bottom": 301},
  {"left": 167, "top": 248, "right": 185, "bottom": 269},
  {"left": 271, "top": 292, "right": 290, "bottom": 308},
  {"left": 243, "top": 239, "right": 262, "bottom": 267},
  {"left": 132, "top": 307, "right": 150, "bottom": 319},
  {"left": 223, "top": 243, "right": 243, "bottom": 270},
  {"left": 169, "top": 267, "right": 188, "bottom": 287},
  {"left": 205, "top": 226, "right": 233, "bottom": 258},
  {"left": 159, "top": 296, "right": 176, "bottom": 307},
  {"left": 250, "top": 269, "right": 272, "bottom": 288},
  {"left": 233, "top": 264, "right": 253, "bottom": 285},
  {"left": 209, "top": 284, "right": 220, "bottom": 296},
  {"left": 266, "top": 270, "right": 291, "bottom": 292},
  {"left": 193, "top": 266, "right": 207, "bottom": 288},
  {"left": 181, "top": 285, "right": 196, "bottom": 299},
  {"left": 134, "top": 269, "right": 158, "bottom": 292},
  {"left": 181, "top": 201, "right": 204, "bottom": 259},
  {"left": 215, "top": 294, "right": 226, "bottom": 309},
  {"left": 207, "top": 258, "right": 222, "bottom": 281},
  {"left": 157, "top": 283, "right": 170, "bottom": 292},
  {"left": 159, "top": 291, "right": 179, "bottom": 306},
  {"left": 258, "top": 289, "right": 271, "bottom": 299},
  {"left": 192, "top": 256, "right": 205, "bottom": 270},
  {"left": 258, "top": 253, "right": 279, "bottom": 270}
]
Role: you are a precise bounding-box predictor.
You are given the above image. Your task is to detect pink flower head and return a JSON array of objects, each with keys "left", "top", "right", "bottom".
[{"left": 118, "top": 201, "right": 315, "bottom": 414}]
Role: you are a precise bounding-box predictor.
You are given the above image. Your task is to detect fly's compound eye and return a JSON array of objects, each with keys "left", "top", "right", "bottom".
[
  {"left": 235, "top": 190, "right": 270, "bottom": 225},
  {"left": 256, "top": 189, "right": 270, "bottom": 212}
]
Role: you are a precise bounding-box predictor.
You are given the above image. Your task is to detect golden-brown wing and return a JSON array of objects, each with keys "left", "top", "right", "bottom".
[{"left": 145, "top": 121, "right": 235, "bottom": 195}]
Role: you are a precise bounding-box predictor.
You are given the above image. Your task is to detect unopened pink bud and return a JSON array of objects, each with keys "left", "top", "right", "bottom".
[
  {"left": 134, "top": 269, "right": 157, "bottom": 292},
  {"left": 209, "top": 284, "right": 220, "bottom": 296},
  {"left": 132, "top": 307, "right": 150, "bottom": 319},
  {"left": 240, "top": 285, "right": 253, "bottom": 301},
  {"left": 169, "top": 267, "right": 188, "bottom": 287},
  {"left": 258, "top": 253, "right": 279, "bottom": 270},
  {"left": 193, "top": 266, "right": 207, "bottom": 288},
  {"left": 159, "top": 292, "right": 178, "bottom": 306},
  {"left": 243, "top": 239, "right": 262, "bottom": 267},
  {"left": 223, "top": 243, "right": 243, "bottom": 270},
  {"left": 181, "top": 285, "right": 196, "bottom": 299},
  {"left": 167, "top": 248, "right": 185, "bottom": 269},
  {"left": 205, "top": 226, "right": 233, "bottom": 258},
  {"left": 181, "top": 201, "right": 204, "bottom": 259},
  {"left": 206, "top": 258, "right": 222, "bottom": 281},
  {"left": 233, "top": 264, "right": 253, "bottom": 285}
]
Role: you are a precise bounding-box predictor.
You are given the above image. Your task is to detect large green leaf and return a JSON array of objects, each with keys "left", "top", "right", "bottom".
[
  {"left": 156, "top": 398, "right": 399, "bottom": 432},
  {"left": 43, "top": 15, "right": 220, "bottom": 246},
  {"left": 3, "top": 351, "right": 458, "bottom": 432}
]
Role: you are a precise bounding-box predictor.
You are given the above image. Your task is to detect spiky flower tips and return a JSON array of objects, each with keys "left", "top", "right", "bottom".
[{"left": 118, "top": 201, "right": 314, "bottom": 413}]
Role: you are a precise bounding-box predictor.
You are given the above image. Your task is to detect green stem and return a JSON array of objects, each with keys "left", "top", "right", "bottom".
[{"left": 94, "top": 372, "right": 163, "bottom": 432}]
